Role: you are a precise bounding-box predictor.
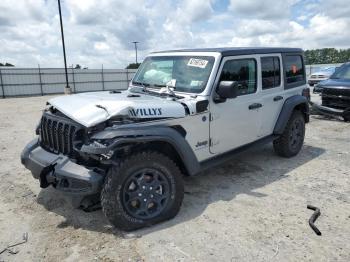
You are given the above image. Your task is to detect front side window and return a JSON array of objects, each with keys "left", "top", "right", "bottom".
[
  {"left": 132, "top": 56, "right": 215, "bottom": 93},
  {"left": 219, "top": 59, "right": 257, "bottom": 96},
  {"left": 285, "top": 55, "right": 305, "bottom": 84},
  {"left": 261, "top": 57, "right": 281, "bottom": 89}
]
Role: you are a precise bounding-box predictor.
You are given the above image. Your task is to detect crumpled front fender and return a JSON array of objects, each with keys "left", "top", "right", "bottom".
[{"left": 81, "top": 125, "right": 201, "bottom": 176}]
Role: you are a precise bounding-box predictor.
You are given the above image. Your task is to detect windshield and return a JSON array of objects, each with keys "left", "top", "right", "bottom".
[
  {"left": 330, "top": 63, "right": 350, "bottom": 80},
  {"left": 132, "top": 56, "right": 215, "bottom": 93}
]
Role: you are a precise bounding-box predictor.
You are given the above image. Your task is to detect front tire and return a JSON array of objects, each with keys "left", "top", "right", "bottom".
[
  {"left": 273, "top": 110, "right": 305, "bottom": 158},
  {"left": 343, "top": 110, "right": 350, "bottom": 122},
  {"left": 101, "top": 151, "right": 184, "bottom": 231}
]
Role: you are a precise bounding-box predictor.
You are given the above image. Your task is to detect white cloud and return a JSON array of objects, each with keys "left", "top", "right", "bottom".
[
  {"left": 229, "top": 0, "right": 299, "bottom": 20},
  {"left": 0, "top": 0, "right": 349, "bottom": 68},
  {"left": 94, "top": 42, "right": 110, "bottom": 51},
  {"left": 297, "top": 15, "right": 308, "bottom": 21},
  {"left": 318, "top": 0, "right": 350, "bottom": 19},
  {"left": 236, "top": 20, "right": 284, "bottom": 37}
]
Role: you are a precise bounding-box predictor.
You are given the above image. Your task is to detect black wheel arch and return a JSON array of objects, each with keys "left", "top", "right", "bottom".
[
  {"left": 91, "top": 125, "right": 200, "bottom": 176},
  {"left": 274, "top": 95, "right": 309, "bottom": 135}
]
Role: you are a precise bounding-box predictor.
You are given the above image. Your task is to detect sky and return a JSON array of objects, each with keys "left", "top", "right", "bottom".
[{"left": 0, "top": 0, "right": 349, "bottom": 68}]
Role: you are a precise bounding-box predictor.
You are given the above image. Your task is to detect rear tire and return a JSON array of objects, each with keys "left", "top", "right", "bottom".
[
  {"left": 273, "top": 110, "right": 305, "bottom": 158},
  {"left": 101, "top": 151, "right": 184, "bottom": 231}
]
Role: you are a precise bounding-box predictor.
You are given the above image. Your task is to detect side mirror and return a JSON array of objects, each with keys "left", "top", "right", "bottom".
[{"left": 215, "top": 81, "right": 238, "bottom": 102}]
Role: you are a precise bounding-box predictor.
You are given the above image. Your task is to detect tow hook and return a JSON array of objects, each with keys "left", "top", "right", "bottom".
[
  {"left": 307, "top": 205, "right": 322, "bottom": 236},
  {"left": 39, "top": 163, "right": 57, "bottom": 188}
]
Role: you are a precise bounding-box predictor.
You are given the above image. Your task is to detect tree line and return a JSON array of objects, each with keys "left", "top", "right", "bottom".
[
  {"left": 0, "top": 62, "right": 14, "bottom": 67},
  {"left": 304, "top": 48, "right": 350, "bottom": 65},
  {"left": 3, "top": 48, "right": 350, "bottom": 69}
]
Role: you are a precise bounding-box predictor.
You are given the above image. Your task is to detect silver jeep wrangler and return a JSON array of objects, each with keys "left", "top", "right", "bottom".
[{"left": 21, "top": 47, "right": 310, "bottom": 231}]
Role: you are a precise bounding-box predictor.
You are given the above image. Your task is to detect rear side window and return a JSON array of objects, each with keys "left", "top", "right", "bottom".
[
  {"left": 219, "top": 59, "right": 257, "bottom": 96},
  {"left": 285, "top": 55, "right": 305, "bottom": 84},
  {"left": 261, "top": 57, "right": 281, "bottom": 89}
]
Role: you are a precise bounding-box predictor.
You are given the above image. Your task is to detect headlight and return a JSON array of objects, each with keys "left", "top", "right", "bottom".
[
  {"left": 92, "top": 139, "right": 115, "bottom": 146},
  {"left": 80, "top": 140, "right": 112, "bottom": 155}
]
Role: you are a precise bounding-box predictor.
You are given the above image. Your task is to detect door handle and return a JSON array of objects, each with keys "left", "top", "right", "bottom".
[
  {"left": 273, "top": 96, "right": 283, "bottom": 101},
  {"left": 248, "top": 103, "right": 262, "bottom": 110}
]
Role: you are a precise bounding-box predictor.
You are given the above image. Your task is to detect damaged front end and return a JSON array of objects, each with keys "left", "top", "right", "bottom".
[
  {"left": 20, "top": 90, "right": 192, "bottom": 208},
  {"left": 21, "top": 110, "right": 106, "bottom": 208}
]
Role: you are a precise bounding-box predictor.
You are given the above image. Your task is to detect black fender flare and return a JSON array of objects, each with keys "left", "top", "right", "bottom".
[
  {"left": 273, "top": 95, "right": 309, "bottom": 135},
  {"left": 88, "top": 125, "right": 200, "bottom": 176}
]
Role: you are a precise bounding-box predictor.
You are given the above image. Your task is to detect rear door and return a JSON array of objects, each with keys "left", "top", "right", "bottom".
[
  {"left": 259, "top": 53, "right": 307, "bottom": 137},
  {"left": 258, "top": 55, "right": 284, "bottom": 137},
  {"left": 209, "top": 55, "right": 263, "bottom": 154}
]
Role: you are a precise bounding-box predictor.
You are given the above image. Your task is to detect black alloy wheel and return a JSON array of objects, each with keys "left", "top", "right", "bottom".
[
  {"left": 122, "top": 168, "right": 171, "bottom": 220},
  {"left": 101, "top": 151, "right": 184, "bottom": 231}
]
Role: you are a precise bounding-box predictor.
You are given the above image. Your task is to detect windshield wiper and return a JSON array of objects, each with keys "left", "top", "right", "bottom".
[
  {"left": 131, "top": 81, "right": 151, "bottom": 93},
  {"left": 151, "top": 84, "right": 166, "bottom": 88},
  {"left": 132, "top": 81, "right": 149, "bottom": 87},
  {"left": 131, "top": 81, "right": 181, "bottom": 98},
  {"left": 132, "top": 81, "right": 150, "bottom": 89}
]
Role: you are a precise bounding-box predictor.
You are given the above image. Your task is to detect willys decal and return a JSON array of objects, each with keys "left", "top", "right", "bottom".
[{"left": 129, "top": 108, "right": 162, "bottom": 117}]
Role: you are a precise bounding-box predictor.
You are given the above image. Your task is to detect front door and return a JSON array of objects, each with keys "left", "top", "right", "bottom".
[{"left": 209, "top": 56, "right": 262, "bottom": 154}]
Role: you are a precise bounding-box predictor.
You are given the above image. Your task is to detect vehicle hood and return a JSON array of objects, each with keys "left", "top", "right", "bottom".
[
  {"left": 48, "top": 91, "right": 187, "bottom": 127},
  {"left": 310, "top": 71, "right": 332, "bottom": 77},
  {"left": 318, "top": 78, "right": 350, "bottom": 88}
]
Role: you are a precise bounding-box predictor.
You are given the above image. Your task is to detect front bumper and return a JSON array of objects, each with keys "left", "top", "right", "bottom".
[
  {"left": 21, "top": 138, "right": 104, "bottom": 207},
  {"left": 310, "top": 101, "right": 350, "bottom": 118}
]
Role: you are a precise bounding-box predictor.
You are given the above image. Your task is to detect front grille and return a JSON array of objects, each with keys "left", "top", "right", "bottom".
[
  {"left": 39, "top": 112, "right": 82, "bottom": 156},
  {"left": 322, "top": 87, "right": 350, "bottom": 97},
  {"left": 310, "top": 75, "right": 325, "bottom": 79}
]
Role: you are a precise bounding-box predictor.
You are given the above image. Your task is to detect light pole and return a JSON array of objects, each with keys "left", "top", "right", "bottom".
[
  {"left": 58, "top": 0, "right": 71, "bottom": 94},
  {"left": 132, "top": 41, "right": 139, "bottom": 64}
]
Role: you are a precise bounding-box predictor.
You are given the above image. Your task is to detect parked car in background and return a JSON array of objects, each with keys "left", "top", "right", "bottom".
[
  {"left": 312, "top": 62, "right": 350, "bottom": 121},
  {"left": 309, "top": 66, "right": 336, "bottom": 88}
]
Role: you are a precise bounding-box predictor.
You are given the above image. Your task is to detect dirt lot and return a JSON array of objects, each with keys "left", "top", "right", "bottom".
[{"left": 0, "top": 95, "right": 349, "bottom": 261}]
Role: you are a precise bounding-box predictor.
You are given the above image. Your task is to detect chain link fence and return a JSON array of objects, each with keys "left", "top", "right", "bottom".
[
  {"left": 0, "top": 63, "right": 343, "bottom": 98},
  {"left": 0, "top": 66, "right": 137, "bottom": 98}
]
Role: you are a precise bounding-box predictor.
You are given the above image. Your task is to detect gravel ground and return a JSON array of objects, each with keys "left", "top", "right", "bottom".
[{"left": 0, "top": 94, "right": 349, "bottom": 262}]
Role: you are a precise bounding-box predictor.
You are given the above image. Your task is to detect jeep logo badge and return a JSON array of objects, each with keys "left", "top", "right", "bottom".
[{"left": 195, "top": 140, "right": 208, "bottom": 148}]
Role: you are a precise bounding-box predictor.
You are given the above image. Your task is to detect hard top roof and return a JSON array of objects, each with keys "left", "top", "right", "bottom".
[{"left": 152, "top": 47, "right": 303, "bottom": 56}]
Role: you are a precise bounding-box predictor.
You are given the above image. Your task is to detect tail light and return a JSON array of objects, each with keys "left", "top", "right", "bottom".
[{"left": 302, "top": 88, "right": 310, "bottom": 101}]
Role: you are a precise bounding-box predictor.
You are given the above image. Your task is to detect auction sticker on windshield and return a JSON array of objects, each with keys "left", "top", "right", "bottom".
[{"left": 187, "top": 58, "right": 208, "bottom": 68}]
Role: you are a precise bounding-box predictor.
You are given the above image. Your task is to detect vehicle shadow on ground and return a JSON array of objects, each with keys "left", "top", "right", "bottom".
[{"left": 37, "top": 143, "right": 325, "bottom": 237}]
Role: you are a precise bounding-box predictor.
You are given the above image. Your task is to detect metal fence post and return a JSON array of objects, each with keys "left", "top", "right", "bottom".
[
  {"left": 125, "top": 69, "right": 129, "bottom": 89},
  {"left": 0, "top": 68, "right": 5, "bottom": 98},
  {"left": 38, "top": 64, "right": 44, "bottom": 95},
  {"left": 71, "top": 65, "right": 76, "bottom": 93},
  {"left": 101, "top": 64, "right": 105, "bottom": 91}
]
